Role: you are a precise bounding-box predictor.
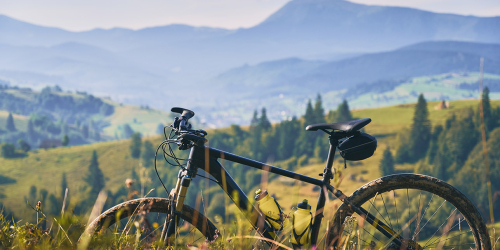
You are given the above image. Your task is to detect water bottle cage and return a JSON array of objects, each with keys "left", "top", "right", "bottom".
[
  {"left": 292, "top": 213, "right": 312, "bottom": 246},
  {"left": 264, "top": 199, "right": 286, "bottom": 231}
]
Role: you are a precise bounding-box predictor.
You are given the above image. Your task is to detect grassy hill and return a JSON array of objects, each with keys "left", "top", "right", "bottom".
[
  {"left": 0, "top": 86, "right": 173, "bottom": 144},
  {"left": 1, "top": 98, "right": 496, "bottom": 220}
]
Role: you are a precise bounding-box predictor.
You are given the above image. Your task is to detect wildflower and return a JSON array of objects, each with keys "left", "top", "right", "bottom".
[{"left": 126, "top": 178, "right": 133, "bottom": 188}]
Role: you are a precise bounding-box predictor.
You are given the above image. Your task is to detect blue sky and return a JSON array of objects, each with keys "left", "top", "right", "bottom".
[{"left": 1, "top": 0, "right": 500, "bottom": 31}]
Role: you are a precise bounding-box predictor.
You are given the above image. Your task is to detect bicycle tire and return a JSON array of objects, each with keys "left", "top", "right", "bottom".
[
  {"left": 84, "top": 198, "right": 218, "bottom": 241},
  {"left": 327, "top": 174, "right": 490, "bottom": 249}
]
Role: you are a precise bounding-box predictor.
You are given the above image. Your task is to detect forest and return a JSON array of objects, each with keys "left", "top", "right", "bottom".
[{"left": 0, "top": 85, "right": 115, "bottom": 153}]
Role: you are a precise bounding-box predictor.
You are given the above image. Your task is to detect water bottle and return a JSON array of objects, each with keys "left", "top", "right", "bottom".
[
  {"left": 255, "top": 189, "right": 289, "bottom": 230},
  {"left": 290, "top": 199, "right": 312, "bottom": 247}
]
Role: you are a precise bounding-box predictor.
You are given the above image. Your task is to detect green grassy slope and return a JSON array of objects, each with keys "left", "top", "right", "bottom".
[
  {"left": 0, "top": 110, "right": 29, "bottom": 132},
  {"left": 1, "top": 99, "right": 498, "bottom": 219},
  {"left": 0, "top": 87, "right": 172, "bottom": 138}
]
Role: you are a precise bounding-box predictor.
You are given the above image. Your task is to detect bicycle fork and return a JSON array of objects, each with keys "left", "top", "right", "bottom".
[{"left": 160, "top": 170, "right": 192, "bottom": 246}]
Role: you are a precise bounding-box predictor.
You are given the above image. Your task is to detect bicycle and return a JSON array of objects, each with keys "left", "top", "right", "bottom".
[{"left": 85, "top": 107, "right": 491, "bottom": 249}]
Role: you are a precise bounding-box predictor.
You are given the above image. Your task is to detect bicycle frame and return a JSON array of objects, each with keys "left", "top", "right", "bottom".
[{"left": 168, "top": 134, "right": 403, "bottom": 247}]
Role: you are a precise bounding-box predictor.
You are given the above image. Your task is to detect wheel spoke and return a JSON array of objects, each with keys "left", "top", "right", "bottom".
[
  {"left": 422, "top": 208, "right": 457, "bottom": 247},
  {"left": 407, "top": 188, "right": 411, "bottom": 236},
  {"left": 423, "top": 229, "right": 472, "bottom": 249},
  {"left": 425, "top": 217, "right": 471, "bottom": 248},
  {"left": 380, "top": 192, "right": 394, "bottom": 230},
  {"left": 412, "top": 191, "right": 423, "bottom": 241},
  {"left": 367, "top": 199, "right": 394, "bottom": 232},
  {"left": 393, "top": 190, "right": 400, "bottom": 232},
  {"left": 415, "top": 196, "right": 444, "bottom": 237},
  {"left": 332, "top": 175, "right": 485, "bottom": 250}
]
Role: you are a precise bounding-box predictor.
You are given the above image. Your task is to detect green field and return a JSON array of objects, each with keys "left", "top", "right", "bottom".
[{"left": 0, "top": 89, "right": 173, "bottom": 138}]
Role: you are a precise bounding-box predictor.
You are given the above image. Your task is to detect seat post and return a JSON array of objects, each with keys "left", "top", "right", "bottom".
[
  {"left": 325, "top": 136, "right": 339, "bottom": 174},
  {"left": 311, "top": 136, "right": 339, "bottom": 246}
]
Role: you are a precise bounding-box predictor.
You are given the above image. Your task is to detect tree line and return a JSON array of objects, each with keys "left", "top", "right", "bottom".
[
  {"left": 0, "top": 85, "right": 114, "bottom": 154},
  {"left": 378, "top": 88, "right": 500, "bottom": 221}
]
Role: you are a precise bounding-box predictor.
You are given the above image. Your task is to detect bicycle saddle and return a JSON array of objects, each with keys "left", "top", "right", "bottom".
[{"left": 305, "top": 118, "right": 371, "bottom": 134}]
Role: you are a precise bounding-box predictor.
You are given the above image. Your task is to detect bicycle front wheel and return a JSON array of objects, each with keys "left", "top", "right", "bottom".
[
  {"left": 327, "top": 174, "right": 490, "bottom": 249},
  {"left": 85, "top": 198, "right": 218, "bottom": 243}
]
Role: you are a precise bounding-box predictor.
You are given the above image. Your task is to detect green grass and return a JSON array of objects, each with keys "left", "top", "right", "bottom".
[
  {"left": 1, "top": 98, "right": 499, "bottom": 249},
  {"left": 0, "top": 110, "right": 29, "bottom": 132},
  {"left": 102, "top": 104, "right": 173, "bottom": 138},
  {"left": 0, "top": 88, "right": 172, "bottom": 138},
  {"left": 2, "top": 99, "right": 498, "bottom": 215}
]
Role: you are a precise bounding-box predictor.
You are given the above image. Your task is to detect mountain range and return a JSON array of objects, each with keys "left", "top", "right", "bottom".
[{"left": 0, "top": 0, "right": 499, "bottom": 125}]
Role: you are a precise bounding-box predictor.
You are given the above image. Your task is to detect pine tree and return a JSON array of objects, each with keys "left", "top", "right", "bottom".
[
  {"left": 304, "top": 100, "right": 315, "bottom": 123},
  {"left": 336, "top": 100, "right": 353, "bottom": 122},
  {"left": 259, "top": 107, "right": 272, "bottom": 131},
  {"left": 27, "top": 119, "right": 36, "bottom": 144},
  {"left": 277, "top": 117, "right": 300, "bottom": 160},
  {"left": 1, "top": 143, "right": 15, "bottom": 158},
  {"left": 123, "top": 124, "right": 134, "bottom": 138},
  {"left": 479, "top": 87, "right": 497, "bottom": 132},
  {"left": 47, "top": 194, "right": 59, "bottom": 216},
  {"left": 295, "top": 100, "right": 316, "bottom": 158},
  {"left": 326, "top": 110, "right": 337, "bottom": 123},
  {"left": 409, "top": 94, "right": 431, "bottom": 161},
  {"left": 62, "top": 135, "right": 69, "bottom": 146},
  {"left": 142, "top": 141, "right": 155, "bottom": 168},
  {"left": 427, "top": 125, "right": 443, "bottom": 164},
  {"left": 313, "top": 95, "right": 328, "bottom": 156},
  {"left": 29, "top": 185, "right": 37, "bottom": 202},
  {"left": 6, "top": 113, "right": 16, "bottom": 132},
  {"left": 130, "top": 132, "right": 142, "bottom": 158},
  {"left": 250, "top": 110, "right": 259, "bottom": 128},
  {"left": 84, "top": 150, "right": 105, "bottom": 198},
  {"left": 313, "top": 94, "right": 326, "bottom": 124},
  {"left": 156, "top": 123, "right": 165, "bottom": 135},
  {"left": 61, "top": 122, "right": 69, "bottom": 136},
  {"left": 379, "top": 147, "right": 395, "bottom": 176},
  {"left": 17, "top": 139, "right": 30, "bottom": 152}
]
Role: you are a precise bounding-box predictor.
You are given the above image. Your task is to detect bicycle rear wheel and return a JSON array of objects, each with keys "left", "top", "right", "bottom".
[
  {"left": 327, "top": 174, "right": 490, "bottom": 249},
  {"left": 85, "top": 198, "right": 218, "bottom": 244}
]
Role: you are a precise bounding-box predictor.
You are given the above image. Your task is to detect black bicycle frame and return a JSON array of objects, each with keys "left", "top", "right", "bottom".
[{"left": 169, "top": 135, "right": 402, "bottom": 247}]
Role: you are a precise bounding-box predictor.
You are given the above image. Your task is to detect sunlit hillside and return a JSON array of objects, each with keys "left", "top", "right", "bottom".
[{"left": 1, "top": 99, "right": 497, "bottom": 220}]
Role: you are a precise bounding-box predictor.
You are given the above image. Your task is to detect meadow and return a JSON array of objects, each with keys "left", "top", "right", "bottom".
[{"left": 1, "top": 98, "right": 500, "bottom": 249}]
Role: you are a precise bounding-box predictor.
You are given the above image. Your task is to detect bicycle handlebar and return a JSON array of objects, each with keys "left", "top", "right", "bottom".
[{"left": 170, "top": 107, "right": 207, "bottom": 149}]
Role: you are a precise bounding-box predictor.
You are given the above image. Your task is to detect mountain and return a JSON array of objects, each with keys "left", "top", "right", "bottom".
[
  {"left": 213, "top": 41, "right": 500, "bottom": 97},
  {"left": 195, "top": 41, "right": 500, "bottom": 125},
  {"left": 0, "top": 0, "right": 499, "bottom": 124},
  {"left": 1, "top": 0, "right": 499, "bottom": 68}
]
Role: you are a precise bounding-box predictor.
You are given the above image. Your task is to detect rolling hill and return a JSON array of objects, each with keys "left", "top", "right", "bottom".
[
  {"left": 0, "top": 99, "right": 496, "bottom": 219},
  {"left": 213, "top": 41, "right": 500, "bottom": 95},
  {"left": 0, "top": 0, "right": 499, "bottom": 114},
  {"left": 191, "top": 41, "right": 500, "bottom": 125},
  {"left": 0, "top": 86, "right": 174, "bottom": 147}
]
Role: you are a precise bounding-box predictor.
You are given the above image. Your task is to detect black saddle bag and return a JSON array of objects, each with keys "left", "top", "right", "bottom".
[{"left": 338, "top": 132, "right": 377, "bottom": 161}]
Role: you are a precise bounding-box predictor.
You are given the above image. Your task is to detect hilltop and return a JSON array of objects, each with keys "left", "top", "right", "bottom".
[{"left": 0, "top": 85, "right": 173, "bottom": 147}]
